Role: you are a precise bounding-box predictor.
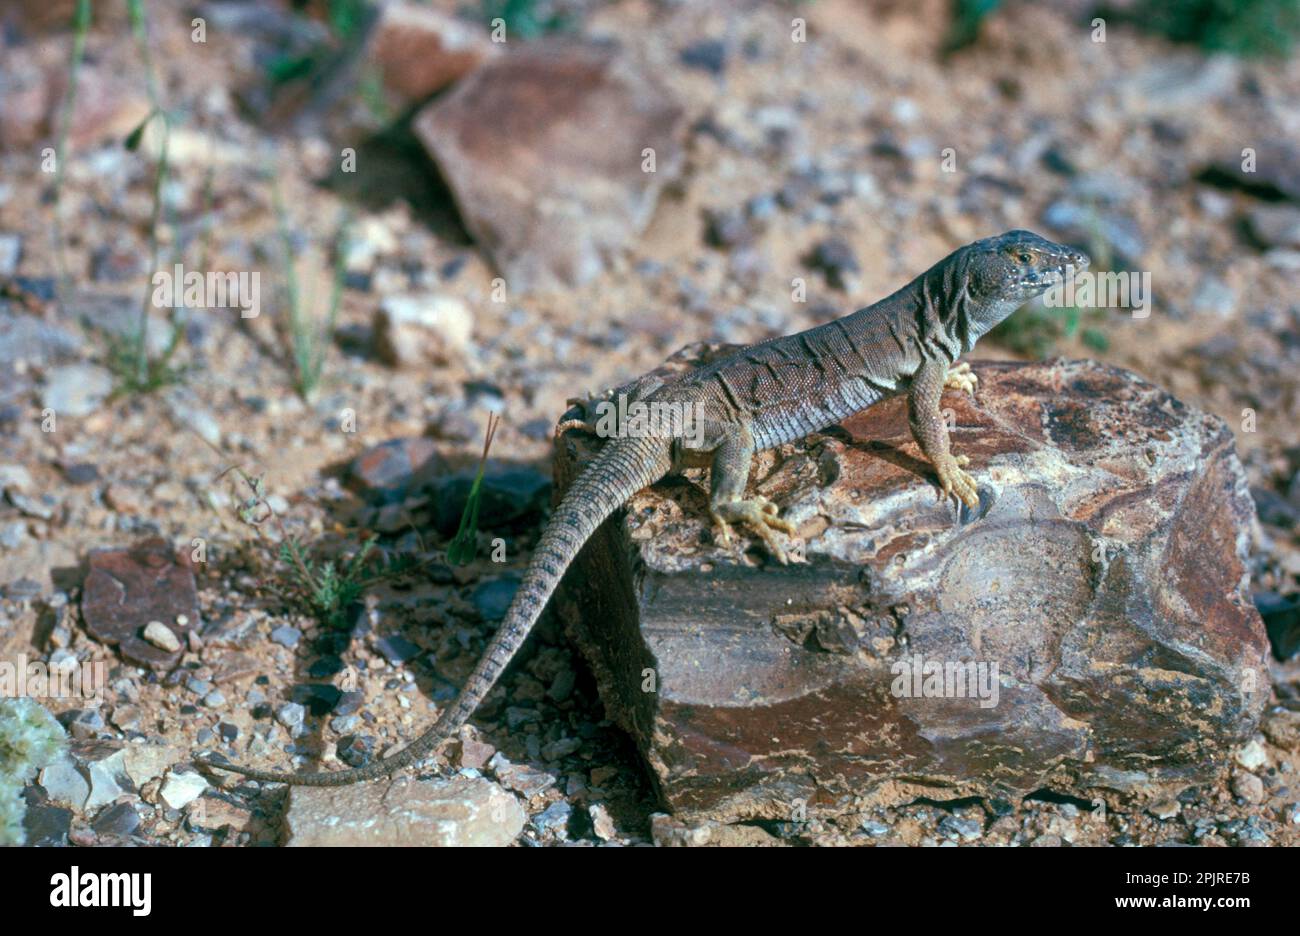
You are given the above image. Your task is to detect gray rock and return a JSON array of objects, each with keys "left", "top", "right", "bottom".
[
  {"left": 41, "top": 364, "right": 113, "bottom": 418},
  {"left": 269, "top": 625, "right": 302, "bottom": 648},
  {"left": 284, "top": 775, "right": 524, "bottom": 846},
  {"left": 1248, "top": 204, "right": 1300, "bottom": 249},
  {"left": 0, "top": 234, "right": 21, "bottom": 275},
  {"left": 275, "top": 702, "right": 306, "bottom": 731}
]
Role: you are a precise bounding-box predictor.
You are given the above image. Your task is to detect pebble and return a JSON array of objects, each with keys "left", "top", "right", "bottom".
[
  {"left": 142, "top": 620, "right": 181, "bottom": 653},
  {"left": 589, "top": 803, "right": 617, "bottom": 841},
  {"left": 87, "top": 801, "right": 139, "bottom": 838},
  {"left": 275, "top": 702, "right": 307, "bottom": 731},
  {"left": 808, "top": 238, "right": 861, "bottom": 291},
  {"left": 679, "top": 38, "right": 728, "bottom": 76},
  {"left": 269, "top": 625, "right": 301, "bottom": 648},
  {"left": 0, "top": 233, "right": 21, "bottom": 275},
  {"left": 41, "top": 364, "right": 113, "bottom": 418},
  {"left": 1235, "top": 739, "right": 1268, "bottom": 770},
  {"left": 284, "top": 776, "right": 525, "bottom": 847},
  {"left": 533, "top": 800, "right": 572, "bottom": 836},
  {"left": 1148, "top": 799, "right": 1181, "bottom": 820},
  {"left": 1231, "top": 772, "right": 1265, "bottom": 805},
  {"left": 159, "top": 769, "right": 209, "bottom": 810}
]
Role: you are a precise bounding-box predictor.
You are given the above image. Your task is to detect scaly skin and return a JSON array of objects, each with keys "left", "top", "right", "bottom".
[{"left": 202, "top": 230, "right": 1087, "bottom": 786}]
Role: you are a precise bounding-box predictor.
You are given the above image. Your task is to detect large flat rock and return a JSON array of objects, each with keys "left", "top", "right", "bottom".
[
  {"left": 553, "top": 346, "right": 1270, "bottom": 822},
  {"left": 414, "top": 39, "right": 686, "bottom": 293}
]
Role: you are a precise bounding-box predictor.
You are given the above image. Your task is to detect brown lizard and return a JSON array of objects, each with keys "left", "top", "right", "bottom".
[{"left": 203, "top": 229, "right": 1087, "bottom": 786}]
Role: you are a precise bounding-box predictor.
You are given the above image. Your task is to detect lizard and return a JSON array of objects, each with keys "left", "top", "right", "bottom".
[{"left": 203, "top": 229, "right": 1087, "bottom": 786}]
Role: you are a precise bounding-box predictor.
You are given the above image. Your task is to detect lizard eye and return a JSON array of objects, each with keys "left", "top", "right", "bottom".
[{"left": 1016, "top": 252, "right": 1032, "bottom": 264}]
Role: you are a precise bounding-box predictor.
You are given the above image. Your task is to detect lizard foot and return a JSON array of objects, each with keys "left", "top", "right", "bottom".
[
  {"left": 944, "top": 362, "right": 978, "bottom": 397},
  {"left": 934, "top": 453, "right": 980, "bottom": 509},
  {"left": 555, "top": 394, "right": 611, "bottom": 440},
  {"left": 712, "top": 497, "right": 798, "bottom": 564}
]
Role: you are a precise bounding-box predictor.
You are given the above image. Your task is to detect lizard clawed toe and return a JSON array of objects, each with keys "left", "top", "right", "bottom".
[
  {"left": 935, "top": 454, "right": 980, "bottom": 509},
  {"left": 944, "top": 362, "right": 978, "bottom": 397},
  {"left": 714, "top": 498, "right": 798, "bottom": 564}
]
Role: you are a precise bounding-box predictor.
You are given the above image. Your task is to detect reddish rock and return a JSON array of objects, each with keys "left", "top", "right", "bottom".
[
  {"left": 366, "top": 1, "right": 495, "bottom": 101},
  {"left": 554, "top": 347, "right": 1270, "bottom": 822},
  {"left": 346, "top": 436, "right": 445, "bottom": 497},
  {"left": 414, "top": 39, "right": 687, "bottom": 292},
  {"left": 81, "top": 537, "right": 200, "bottom": 671}
]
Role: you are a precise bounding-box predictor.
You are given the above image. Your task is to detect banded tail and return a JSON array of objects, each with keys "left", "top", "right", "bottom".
[{"left": 203, "top": 435, "right": 671, "bottom": 786}]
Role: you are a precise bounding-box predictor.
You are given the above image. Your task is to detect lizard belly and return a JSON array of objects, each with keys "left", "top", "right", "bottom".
[{"left": 751, "top": 376, "right": 892, "bottom": 450}]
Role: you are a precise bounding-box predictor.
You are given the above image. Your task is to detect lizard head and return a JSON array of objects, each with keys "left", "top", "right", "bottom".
[{"left": 963, "top": 229, "right": 1089, "bottom": 316}]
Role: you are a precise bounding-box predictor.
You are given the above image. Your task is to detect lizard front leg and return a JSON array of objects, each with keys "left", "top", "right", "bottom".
[
  {"left": 909, "top": 358, "right": 980, "bottom": 509},
  {"left": 707, "top": 424, "right": 797, "bottom": 564}
]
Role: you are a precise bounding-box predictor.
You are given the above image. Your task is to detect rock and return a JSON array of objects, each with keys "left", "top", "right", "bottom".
[
  {"left": 1257, "top": 592, "right": 1300, "bottom": 660},
  {"left": 1148, "top": 799, "right": 1181, "bottom": 820},
  {"left": 0, "top": 234, "right": 21, "bottom": 276},
  {"left": 1204, "top": 141, "right": 1300, "bottom": 202},
  {"left": 807, "top": 238, "right": 862, "bottom": 292},
  {"left": 275, "top": 702, "right": 307, "bottom": 731},
  {"left": 1231, "top": 772, "right": 1265, "bottom": 805},
  {"left": 589, "top": 802, "right": 617, "bottom": 841},
  {"left": 92, "top": 801, "right": 141, "bottom": 837},
  {"left": 431, "top": 467, "right": 551, "bottom": 535},
  {"left": 471, "top": 576, "right": 520, "bottom": 622},
  {"left": 21, "top": 792, "right": 72, "bottom": 847},
  {"left": 0, "top": 464, "right": 33, "bottom": 493},
  {"left": 347, "top": 436, "right": 445, "bottom": 496},
  {"left": 0, "top": 313, "right": 83, "bottom": 368},
  {"left": 414, "top": 40, "right": 686, "bottom": 292},
  {"left": 269, "top": 625, "right": 302, "bottom": 648},
  {"left": 81, "top": 537, "right": 200, "bottom": 671},
  {"left": 488, "top": 753, "right": 556, "bottom": 799},
  {"left": 1042, "top": 200, "right": 1144, "bottom": 266},
  {"left": 41, "top": 364, "right": 113, "bottom": 418},
  {"left": 533, "top": 800, "right": 572, "bottom": 836},
  {"left": 1261, "top": 707, "right": 1300, "bottom": 751},
  {"left": 1, "top": 51, "right": 150, "bottom": 151},
  {"left": 142, "top": 620, "right": 181, "bottom": 653},
  {"left": 650, "top": 812, "right": 783, "bottom": 847},
  {"left": 1234, "top": 738, "right": 1268, "bottom": 770},
  {"left": 554, "top": 347, "right": 1269, "bottom": 822},
  {"left": 374, "top": 293, "right": 474, "bottom": 368},
  {"left": 1247, "top": 204, "right": 1300, "bottom": 249},
  {"left": 364, "top": 1, "right": 494, "bottom": 102},
  {"left": 159, "top": 768, "right": 208, "bottom": 810},
  {"left": 38, "top": 751, "right": 90, "bottom": 809},
  {"left": 284, "top": 775, "right": 524, "bottom": 847},
  {"left": 679, "top": 39, "right": 728, "bottom": 76},
  {"left": 373, "top": 633, "right": 422, "bottom": 665}
]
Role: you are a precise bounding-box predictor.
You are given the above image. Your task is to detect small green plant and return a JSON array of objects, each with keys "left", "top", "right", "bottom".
[
  {"left": 99, "top": 0, "right": 188, "bottom": 396},
  {"left": 224, "top": 465, "right": 421, "bottom": 630},
  {"left": 942, "top": 0, "right": 1004, "bottom": 55},
  {"left": 480, "top": 0, "right": 572, "bottom": 38},
  {"left": 1128, "top": 0, "right": 1300, "bottom": 56},
  {"left": 274, "top": 183, "right": 350, "bottom": 400},
  {"left": 448, "top": 412, "right": 501, "bottom": 565},
  {"left": 50, "top": 0, "right": 92, "bottom": 297},
  {"left": 0, "top": 699, "right": 67, "bottom": 847}
]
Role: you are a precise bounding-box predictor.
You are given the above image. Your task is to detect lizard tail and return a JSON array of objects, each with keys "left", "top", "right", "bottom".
[{"left": 202, "top": 435, "right": 672, "bottom": 786}]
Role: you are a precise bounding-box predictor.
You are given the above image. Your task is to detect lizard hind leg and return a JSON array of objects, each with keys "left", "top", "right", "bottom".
[{"left": 707, "top": 428, "right": 797, "bottom": 564}]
